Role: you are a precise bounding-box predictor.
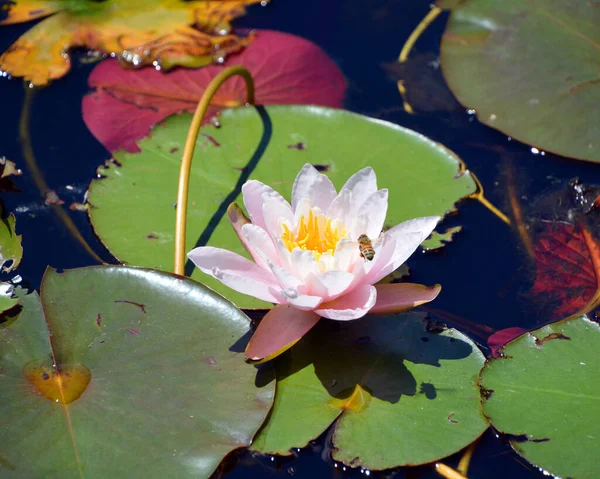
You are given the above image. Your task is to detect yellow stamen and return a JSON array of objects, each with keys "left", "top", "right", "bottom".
[{"left": 281, "top": 211, "right": 347, "bottom": 260}]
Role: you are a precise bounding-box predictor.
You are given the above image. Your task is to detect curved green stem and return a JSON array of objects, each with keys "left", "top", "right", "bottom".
[{"left": 174, "top": 65, "right": 255, "bottom": 275}]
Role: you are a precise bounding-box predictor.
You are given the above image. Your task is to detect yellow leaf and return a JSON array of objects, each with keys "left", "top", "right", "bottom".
[{"left": 0, "top": 0, "right": 262, "bottom": 85}]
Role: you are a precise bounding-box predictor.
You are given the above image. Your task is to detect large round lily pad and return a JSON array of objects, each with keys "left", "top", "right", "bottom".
[
  {"left": 0, "top": 266, "right": 274, "bottom": 478},
  {"left": 440, "top": 0, "right": 600, "bottom": 162},
  {"left": 251, "top": 312, "right": 488, "bottom": 469},
  {"left": 87, "top": 105, "right": 476, "bottom": 308},
  {"left": 480, "top": 315, "right": 600, "bottom": 478}
]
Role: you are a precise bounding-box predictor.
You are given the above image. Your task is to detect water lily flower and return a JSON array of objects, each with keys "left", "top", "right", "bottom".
[{"left": 188, "top": 164, "right": 441, "bottom": 363}]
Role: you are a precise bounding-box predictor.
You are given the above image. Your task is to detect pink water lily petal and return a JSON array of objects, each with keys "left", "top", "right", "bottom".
[
  {"left": 187, "top": 247, "right": 282, "bottom": 303},
  {"left": 367, "top": 216, "right": 440, "bottom": 284},
  {"left": 242, "top": 180, "right": 286, "bottom": 232},
  {"left": 359, "top": 189, "right": 389, "bottom": 239},
  {"left": 340, "top": 167, "right": 377, "bottom": 210},
  {"left": 309, "top": 270, "right": 355, "bottom": 299},
  {"left": 315, "top": 284, "right": 377, "bottom": 321},
  {"left": 327, "top": 188, "right": 353, "bottom": 226},
  {"left": 241, "top": 223, "right": 278, "bottom": 268},
  {"left": 245, "top": 305, "right": 321, "bottom": 364},
  {"left": 227, "top": 202, "right": 256, "bottom": 260},
  {"left": 305, "top": 174, "right": 337, "bottom": 212},
  {"left": 292, "top": 164, "right": 326, "bottom": 210},
  {"left": 283, "top": 291, "right": 323, "bottom": 310},
  {"left": 294, "top": 197, "right": 315, "bottom": 227},
  {"left": 290, "top": 248, "right": 319, "bottom": 282},
  {"left": 262, "top": 195, "right": 294, "bottom": 240},
  {"left": 369, "top": 283, "right": 442, "bottom": 314},
  {"left": 333, "top": 239, "right": 360, "bottom": 272}
]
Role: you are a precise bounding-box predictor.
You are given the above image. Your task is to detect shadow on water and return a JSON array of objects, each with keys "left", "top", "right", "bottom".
[
  {"left": 184, "top": 106, "right": 273, "bottom": 277},
  {"left": 275, "top": 312, "right": 473, "bottom": 404}
]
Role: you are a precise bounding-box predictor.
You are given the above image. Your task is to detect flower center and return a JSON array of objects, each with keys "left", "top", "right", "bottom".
[{"left": 281, "top": 210, "right": 347, "bottom": 259}]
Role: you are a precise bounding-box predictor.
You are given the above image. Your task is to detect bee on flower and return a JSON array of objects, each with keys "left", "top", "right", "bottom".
[{"left": 188, "top": 164, "right": 441, "bottom": 363}]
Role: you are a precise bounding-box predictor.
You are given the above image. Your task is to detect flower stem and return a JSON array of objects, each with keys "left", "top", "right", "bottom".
[
  {"left": 396, "top": 6, "right": 442, "bottom": 114},
  {"left": 174, "top": 65, "right": 255, "bottom": 275},
  {"left": 435, "top": 462, "right": 469, "bottom": 479}
]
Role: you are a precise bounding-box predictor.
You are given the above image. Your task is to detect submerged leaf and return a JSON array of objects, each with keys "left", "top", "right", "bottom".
[
  {"left": 0, "top": 266, "right": 274, "bottom": 477},
  {"left": 531, "top": 221, "right": 600, "bottom": 317},
  {"left": 0, "top": 0, "right": 262, "bottom": 85},
  {"left": 83, "top": 30, "right": 347, "bottom": 152}
]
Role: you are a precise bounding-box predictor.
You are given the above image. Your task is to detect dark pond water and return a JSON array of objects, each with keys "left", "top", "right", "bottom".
[{"left": 1, "top": 0, "right": 599, "bottom": 478}]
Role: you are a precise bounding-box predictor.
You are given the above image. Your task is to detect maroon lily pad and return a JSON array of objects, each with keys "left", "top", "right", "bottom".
[
  {"left": 487, "top": 327, "right": 527, "bottom": 358},
  {"left": 82, "top": 29, "right": 347, "bottom": 153}
]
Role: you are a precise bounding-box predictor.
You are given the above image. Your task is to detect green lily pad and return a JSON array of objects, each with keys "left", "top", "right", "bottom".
[
  {"left": 251, "top": 312, "right": 488, "bottom": 469},
  {"left": 0, "top": 213, "right": 22, "bottom": 272},
  {"left": 480, "top": 315, "right": 600, "bottom": 479},
  {"left": 0, "top": 266, "right": 274, "bottom": 478},
  {"left": 87, "top": 106, "right": 476, "bottom": 308},
  {"left": 440, "top": 0, "right": 600, "bottom": 162}
]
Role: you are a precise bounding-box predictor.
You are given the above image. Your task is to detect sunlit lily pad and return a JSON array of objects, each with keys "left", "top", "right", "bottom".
[
  {"left": 440, "top": 0, "right": 600, "bottom": 162},
  {"left": 251, "top": 312, "right": 488, "bottom": 469},
  {"left": 0, "top": 266, "right": 274, "bottom": 478},
  {"left": 0, "top": 0, "right": 261, "bottom": 85},
  {"left": 481, "top": 315, "right": 600, "bottom": 478},
  {"left": 87, "top": 106, "right": 476, "bottom": 308}
]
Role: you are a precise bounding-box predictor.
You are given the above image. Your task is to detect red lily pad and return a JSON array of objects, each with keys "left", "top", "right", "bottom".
[
  {"left": 82, "top": 30, "right": 347, "bottom": 153},
  {"left": 487, "top": 327, "right": 526, "bottom": 358},
  {"left": 531, "top": 220, "right": 600, "bottom": 318}
]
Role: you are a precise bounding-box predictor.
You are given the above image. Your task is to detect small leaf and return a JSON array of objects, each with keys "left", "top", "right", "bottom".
[
  {"left": 83, "top": 30, "right": 348, "bottom": 153},
  {"left": 422, "top": 226, "right": 462, "bottom": 251},
  {"left": 481, "top": 315, "right": 600, "bottom": 478}
]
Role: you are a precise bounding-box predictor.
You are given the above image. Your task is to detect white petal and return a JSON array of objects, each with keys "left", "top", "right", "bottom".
[
  {"left": 327, "top": 188, "right": 354, "bottom": 225},
  {"left": 242, "top": 180, "right": 287, "bottom": 231},
  {"left": 282, "top": 289, "right": 323, "bottom": 310},
  {"left": 242, "top": 224, "right": 279, "bottom": 268},
  {"left": 333, "top": 239, "right": 359, "bottom": 272},
  {"left": 359, "top": 189, "right": 388, "bottom": 239},
  {"left": 188, "top": 247, "right": 282, "bottom": 303},
  {"left": 366, "top": 216, "right": 439, "bottom": 284},
  {"left": 309, "top": 271, "right": 354, "bottom": 300},
  {"left": 262, "top": 195, "right": 294, "bottom": 240},
  {"left": 292, "top": 164, "right": 320, "bottom": 210},
  {"left": 294, "top": 197, "right": 314, "bottom": 227},
  {"left": 290, "top": 248, "right": 319, "bottom": 282},
  {"left": 340, "top": 167, "right": 377, "bottom": 208},
  {"left": 306, "top": 174, "right": 337, "bottom": 212},
  {"left": 315, "top": 285, "right": 377, "bottom": 320}
]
